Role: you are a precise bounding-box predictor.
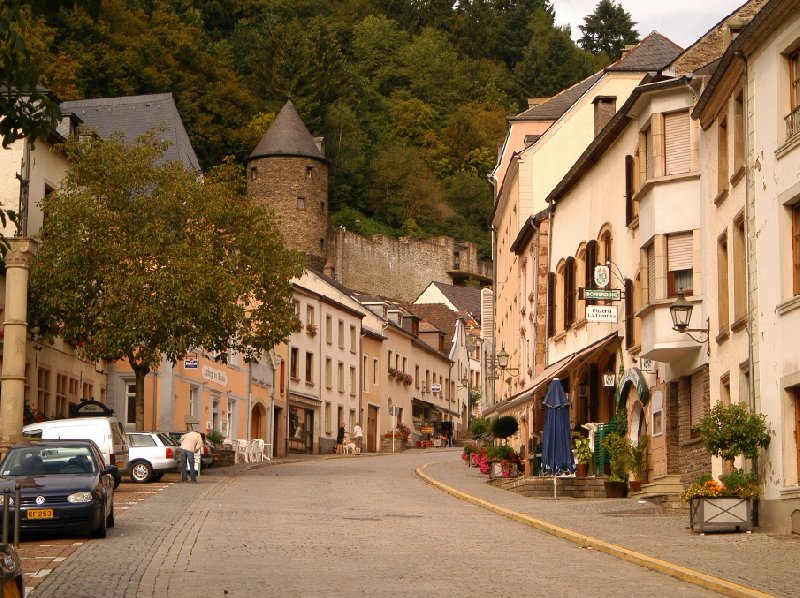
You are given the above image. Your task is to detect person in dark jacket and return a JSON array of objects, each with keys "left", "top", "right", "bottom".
[{"left": 335, "top": 424, "right": 345, "bottom": 454}]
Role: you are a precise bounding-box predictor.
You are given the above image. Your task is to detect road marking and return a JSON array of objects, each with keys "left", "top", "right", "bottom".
[{"left": 416, "top": 463, "right": 776, "bottom": 598}]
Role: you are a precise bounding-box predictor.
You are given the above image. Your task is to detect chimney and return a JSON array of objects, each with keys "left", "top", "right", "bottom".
[
  {"left": 620, "top": 44, "right": 637, "bottom": 59},
  {"left": 592, "top": 96, "right": 617, "bottom": 137},
  {"left": 527, "top": 97, "right": 550, "bottom": 110}
]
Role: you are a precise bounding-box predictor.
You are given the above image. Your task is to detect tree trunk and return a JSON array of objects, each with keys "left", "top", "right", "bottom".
[{"left": 128, "top": 359, "right": 150, "bottom": 432}]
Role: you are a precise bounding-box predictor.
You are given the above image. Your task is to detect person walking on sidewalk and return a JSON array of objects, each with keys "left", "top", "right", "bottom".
[
  {"left": 336, "top": 424, "right": 345, "bottom": 454},
  {"left": 353, "top": 423, "right": 364, "bottom": 454},
  {"left": 180, "top": 429, "right": 204, "bottom": 482}
]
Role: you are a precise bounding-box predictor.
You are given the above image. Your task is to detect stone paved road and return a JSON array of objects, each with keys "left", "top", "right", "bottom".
[{"left": 29, "top": 451, "right": 720, "bottom": 598}]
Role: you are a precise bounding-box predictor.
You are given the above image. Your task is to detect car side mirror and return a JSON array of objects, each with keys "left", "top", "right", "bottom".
[{"left": 102, "top": 465, "right": 119, "bottom": 476}]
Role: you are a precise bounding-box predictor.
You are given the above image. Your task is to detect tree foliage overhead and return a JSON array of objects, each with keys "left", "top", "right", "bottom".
[
  {"left": 578, "top": 0, "right": 639, "bottom": 62},
  {"left": 16, "top": 0, "right": 610, "bottom": 259},
  {"left": 28, "top": 132, "right": 304, "bottom": 429}
]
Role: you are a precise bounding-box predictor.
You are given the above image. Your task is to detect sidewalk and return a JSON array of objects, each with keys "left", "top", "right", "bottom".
[{"left": 418, "top": 451, "right": 798, "bottom": 598}]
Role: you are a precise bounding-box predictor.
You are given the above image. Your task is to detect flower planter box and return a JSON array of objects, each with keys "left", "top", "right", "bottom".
[
  {"left": 603, "top": 481, "right": 627, "bottom": 498},
  {"left": 489, "top": 461, "right": 519, "bottom": 479},
  {"left": 689, "top": 497, "right": 753, "bottom": 533}
]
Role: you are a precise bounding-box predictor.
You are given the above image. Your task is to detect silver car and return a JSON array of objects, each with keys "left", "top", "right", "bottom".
[{"left": 126, "top": 432, "right": 180, "bottom": 483}]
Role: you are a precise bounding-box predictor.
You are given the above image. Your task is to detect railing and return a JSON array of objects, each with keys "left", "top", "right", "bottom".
[{"left": 785, "top": 105, "right": 800, "bottom": 140}]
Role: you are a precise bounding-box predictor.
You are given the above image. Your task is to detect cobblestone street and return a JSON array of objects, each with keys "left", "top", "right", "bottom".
[{"left": 13, "top": 449, "right": 798, "bottom": 597}]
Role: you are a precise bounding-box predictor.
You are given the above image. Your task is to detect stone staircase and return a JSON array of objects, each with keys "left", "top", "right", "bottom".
[{"left": 629, "top": 475, "right": 687, "bottom": 513}]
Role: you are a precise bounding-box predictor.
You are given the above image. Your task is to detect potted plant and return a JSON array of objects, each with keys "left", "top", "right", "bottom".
[
  {"left": 601, "top": 431, "right": 630, "bottom": 498},
  {"left": 573, "top": 434, "right": 592, "bottom": 478},
  {"left": 627, "top": 434, "right": 649, "bottom": 492},
  {"left": 685, "top": 402, "right": 770, "bottom": 531}
]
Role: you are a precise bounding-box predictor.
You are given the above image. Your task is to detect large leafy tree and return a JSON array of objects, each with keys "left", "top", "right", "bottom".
[
  {"left": 578, "top": 0, "right": 639, "bottom": 62},
  {"left": 28, "top": 132, "right": 304, "bottom": 430}
]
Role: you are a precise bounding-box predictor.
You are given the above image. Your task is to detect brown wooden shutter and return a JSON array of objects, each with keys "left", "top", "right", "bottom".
[
  {"left": 665, "top": 111, "right": 690, "bottom": 175},
  {"left": 793, "top": 204, "right": 800, "bottom": 296},
  {"left": 585, "top": 241, "right": 597, "bottom": 306},
  {"left": 624, "top": 278, "right": 634, "bottom": 349},
  {"left": 645, "top": 126, "right": 654, "bottom": 180},
  {"left": 625, "top": 155, "right": 634, "bottom": 225},
  {"left": 547, "top": 272, "right": 556, "bottom": 338},
  {"left": 565, "top": 257, "right": 575, "bottom": 327},
  {"left": 690, "top": 371, "right": 706, "bottom": 435}
]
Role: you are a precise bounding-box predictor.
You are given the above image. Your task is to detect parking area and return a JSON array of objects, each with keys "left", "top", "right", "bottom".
[{"left": 15, "top": 477, "right": 175, "bottom": 593}]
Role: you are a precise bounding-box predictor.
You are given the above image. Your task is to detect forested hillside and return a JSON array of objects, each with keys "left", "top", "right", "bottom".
[{"left": 25, "top": 0, "right": 630, "bottom": 258}]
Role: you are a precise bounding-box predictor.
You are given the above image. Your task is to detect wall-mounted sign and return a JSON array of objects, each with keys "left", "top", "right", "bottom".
[
  {"left": 603, "top": 373, "right": 616, "bottom": 387},
  {"left": 389, "top": 405, "right": 400, "bottom": 416},
  {"left": 594, "top": 265, "right": 610, "bottom": 288},
  {"left": 184, "top": 358, "right": 199, "bottom": 369},
  {"left": 640, "top": 358, "right": 656, "bottom": 372},
  {"left": 580, "top": 287, "right": 621, "bottom": 301},
  {"left": 202, "top": 365, "right": 228, "bottom": 386},
  {"left": 430, "top": 383, "right": 442, "bottom": 394},
  {"left": 586, "top": 305, "right": 617, "bottom": 323}
]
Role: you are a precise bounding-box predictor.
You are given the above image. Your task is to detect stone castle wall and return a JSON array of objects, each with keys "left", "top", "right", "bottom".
[{"left": 327, "top": 228, "right": 490, "bottom": 303}]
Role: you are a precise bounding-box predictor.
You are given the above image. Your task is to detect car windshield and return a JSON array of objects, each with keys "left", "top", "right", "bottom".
[{"left": 0, "top": 446, "right": 98, "bottom": 476}]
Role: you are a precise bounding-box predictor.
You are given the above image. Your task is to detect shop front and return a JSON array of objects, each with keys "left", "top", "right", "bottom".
[{"left": 288, "top": 394, "right": 319, "bottom": 454}]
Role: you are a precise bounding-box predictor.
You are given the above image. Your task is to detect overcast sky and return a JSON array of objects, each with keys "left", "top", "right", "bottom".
[{"left": 552, "top": 0, "right": 748, "bottom": 49}]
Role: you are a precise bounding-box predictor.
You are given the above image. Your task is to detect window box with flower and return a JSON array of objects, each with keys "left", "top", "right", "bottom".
[{"left": 305, "top": 323, "right": 318, "bottom": 337}]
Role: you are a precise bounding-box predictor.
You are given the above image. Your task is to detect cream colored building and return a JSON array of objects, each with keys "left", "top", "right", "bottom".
[
  {"left": 694, "top": 0, "right": 800, "bottom": 534},
  {"left": 490, "top": 34, "right": 684, "bottom": 410}
]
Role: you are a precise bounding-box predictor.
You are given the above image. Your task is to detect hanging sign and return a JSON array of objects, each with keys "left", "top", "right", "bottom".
[
  {"left": 580, "top": 287, "right": 621, "bottom": 301},
  {"left": 594, "top": 265, "right": 610, "bottom": 288},
  {"left": 586, "top": 305, "right": 617, "bottom": 323},
  {"left": 184, "top": 358, "right": 199, "bottom": 369},
  {"left": 430, "top": 383, "right": 442, "bottom": 394},
  {"left": 603, "top": 373, "right": 616, "bottom": 387}
]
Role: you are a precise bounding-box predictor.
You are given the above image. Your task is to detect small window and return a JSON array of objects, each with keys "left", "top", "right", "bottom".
[
  {"left": 793, "top": 204, "right": 800, "bottom": 296},
  {"left": 320, "top": 201, "right": 325, "bottom": 213},
  {"left": 305, "top": 352, "right": 313, "bottom": 383},
  {"left": 297, "top": 197, "right": 306, "bottom": 210},
  {"left": 249, "top": 167, "right": 257, "bottom": 180},
  {"left": 306, "top": 165, "right": 313, "bottom": 178},
  {"left": 667, "top": 232, "right": 693, "bottom": 296}
]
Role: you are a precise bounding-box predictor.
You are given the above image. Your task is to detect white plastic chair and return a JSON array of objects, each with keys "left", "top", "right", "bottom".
[
  {"left": 251, "top": 439, "right": 267, "bottom": 462},
  {"left": 234, "top": 439, "right": 250, "bottom": 463}
]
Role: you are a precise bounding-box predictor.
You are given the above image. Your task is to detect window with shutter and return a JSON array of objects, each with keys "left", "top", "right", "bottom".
[
  {"left": 717, "top": 118, "right": 729, "bottom": 194},
  {"left": 547, "top": 272, "right": 556, "bottom": 338},
  {"left": 624, "top": 278, "right": 634, "bottom": 349},
  {"left": 647, "top": 244, "right": 656, "bottom": 304},
  {"left": 717, "top": 233, "right": 730, "bottom": 332},
  {"left": 564, "top": 257, "right": 576, "bottom": 328},
  {"left": 664, "top": 111, "right": 690, "bottom": 175},
  {"left": 793, "top": 205, "right": 800, "bottom": 296},
  {"left": 585, "top": 241, "right": 597, "bottom": 306},
  {"left": 645, "top": 125, "right": 654, "bottom": 180},
  {"left": 667, "top": 232, "right": 693, "bottom": 296},
  {"left": 625, "top": 155, "right": 634, "bottom": 225}
]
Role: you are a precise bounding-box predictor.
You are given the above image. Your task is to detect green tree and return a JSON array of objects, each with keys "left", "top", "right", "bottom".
[
  {"left": 578, "top": 0, "right": 639, "bottom": 61},
  {"left": 28, "top": 132, "right": 305, "bottom": 430}
]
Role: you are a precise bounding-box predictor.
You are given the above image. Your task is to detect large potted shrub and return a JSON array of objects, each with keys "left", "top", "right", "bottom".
[
  {"left": 601, "top": 431, "right": 630, "bottom": 498},
  {"left": 573, "top": 434, "right": 592, "bottom": 478},
  {"left": 627, "top": 434, "right": 649, "bottom": 492},
  {"left": 685, "top": 402, "right": 770, "bottom": 532}
]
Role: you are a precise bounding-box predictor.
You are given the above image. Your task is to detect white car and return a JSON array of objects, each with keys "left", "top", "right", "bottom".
[{"left": 126, "top": 432, "right": 180, "bottom": 483}]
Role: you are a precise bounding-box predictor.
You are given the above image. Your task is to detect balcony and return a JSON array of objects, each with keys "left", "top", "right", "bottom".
[
  {"left": 637, "top": 298, "right": 704, "bottom": 363},
  {"left": 785, "top": 105, "right": 800, "bottom": 141}
]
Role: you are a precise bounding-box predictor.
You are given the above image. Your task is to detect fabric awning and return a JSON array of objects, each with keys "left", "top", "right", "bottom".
[{"left": 488, "top": 332, "right": 618, "bottom": 415}]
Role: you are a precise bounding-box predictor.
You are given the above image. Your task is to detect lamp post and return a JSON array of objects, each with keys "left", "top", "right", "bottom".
[{"left": 669, "top": 292, "right": 709, "bottom": 356}]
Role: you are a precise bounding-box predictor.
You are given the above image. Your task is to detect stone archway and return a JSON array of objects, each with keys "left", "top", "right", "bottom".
[{"left": 250, "top": 402, "right": 267, "bottom": 440}]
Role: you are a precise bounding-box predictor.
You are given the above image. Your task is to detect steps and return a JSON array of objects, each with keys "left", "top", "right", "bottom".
[
  {"left": 631, "top": 475, "right": 687, "bottom": 513},
  {"left": 493, "top": 476, "right": 608, "bottom": 498}
]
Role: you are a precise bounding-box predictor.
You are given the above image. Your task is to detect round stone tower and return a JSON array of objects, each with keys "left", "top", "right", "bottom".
[{"left": 245, "top": 100, "right": 329, "bottom": 271}]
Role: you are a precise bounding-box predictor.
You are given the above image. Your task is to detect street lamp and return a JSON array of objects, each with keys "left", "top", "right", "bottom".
[
  {"left": 669, "top": 292, "right": 709, "bottom": 355},
  {"left": 488, "top": 344, "right": 519, "bottom": 380}
]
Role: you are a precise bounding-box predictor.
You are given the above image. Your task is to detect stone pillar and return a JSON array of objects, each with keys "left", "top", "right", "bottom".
[{"left": 0, "top": 238, "right": 38, "bottom": 452}]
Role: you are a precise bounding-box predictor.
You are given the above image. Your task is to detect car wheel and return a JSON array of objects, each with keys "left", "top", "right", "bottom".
[
  {"left": 106, "top": 506, "right": 115, "bottom": 529},
  {"left": 130, "top": 461, "right": 153, "bottom": 483},
  {"left": 92, "top": 511, "right": 107, "bottom": 538}
]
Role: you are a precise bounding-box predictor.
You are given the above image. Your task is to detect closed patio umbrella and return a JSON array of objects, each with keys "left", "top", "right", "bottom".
[{"left": 541, "top": 379, "right": 575, "bottom": 476}]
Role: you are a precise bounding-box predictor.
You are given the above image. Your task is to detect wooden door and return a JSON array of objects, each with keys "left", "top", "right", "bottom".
[{"left": 367, "top": 405, "right": 378, "bottom": 453}]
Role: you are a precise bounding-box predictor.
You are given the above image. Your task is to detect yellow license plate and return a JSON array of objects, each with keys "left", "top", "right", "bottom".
[{"left": 26, "top": 509, "right": 54, "bottom": 520}]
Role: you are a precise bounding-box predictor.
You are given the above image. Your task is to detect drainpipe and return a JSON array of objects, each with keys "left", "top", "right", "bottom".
[
  {"left": 546, "top": 201, "right": 556, "bottom": 369},
  {"left": 246, "top": 359, "right": 252, "bottom": 440}
]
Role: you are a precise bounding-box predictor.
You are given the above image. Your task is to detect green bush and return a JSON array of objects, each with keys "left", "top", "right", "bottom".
[
  {"left": 206, "top": 430, "right": 224, "bottom": 445},
  {"left": 696, "top": 402, "right": 770, "bottom": 462},
  {"left": 491, "top": 415, "right": 519, "bottom": 441},
  {"left": 602, "top": 432, "right": 631, "bottom": 482},
  {"left": 469, "top": 417, "right": 490, "bottom": 438}
]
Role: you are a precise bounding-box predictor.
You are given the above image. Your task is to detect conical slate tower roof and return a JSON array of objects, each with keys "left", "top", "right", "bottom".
[{"left": 246, "top": 100, "right": 325, "bottom": 162}]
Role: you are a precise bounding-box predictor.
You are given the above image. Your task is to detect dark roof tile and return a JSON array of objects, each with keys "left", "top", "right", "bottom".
[{"left": 247, "top": 100, "right": 325, "bottom": 162}]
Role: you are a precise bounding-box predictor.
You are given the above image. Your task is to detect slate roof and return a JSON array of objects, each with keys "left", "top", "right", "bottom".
[
  {"left": 61, "top": 93, "right": 200, "bottom": 172},
  {"left": 416, "top": 282, "right": 482, "bottom": 323},
  {"left": 400, "top": 302, "right": 462, "bottom": 349},
  {"left": 512, "top": 72, "right": 603, "bottom": 122},
  {"left": 605, "top": 31, "right": 683, "bottom": 72},
  {"left": 511, "top": 32, "right": 681, "bottom": 124},
  {"left": 246, "top": 100, "right": 326, "bottom": 163}
]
